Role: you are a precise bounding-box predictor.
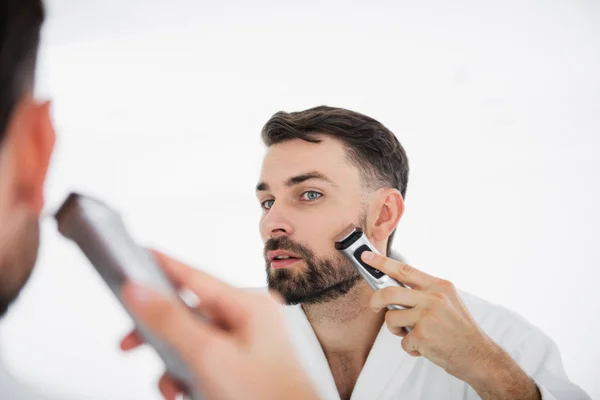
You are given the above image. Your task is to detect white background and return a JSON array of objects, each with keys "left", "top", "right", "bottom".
[{"left": 0, "top": 0, "right": 598, "bottom": 399}]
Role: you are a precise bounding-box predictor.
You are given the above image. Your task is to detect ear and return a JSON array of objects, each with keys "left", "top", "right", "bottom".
[
  {"left": 6, "top": 99, "right": 56, "bottom": 215},
  {"left": 369, "top": 188, "right": 404, "bottom": 243}
]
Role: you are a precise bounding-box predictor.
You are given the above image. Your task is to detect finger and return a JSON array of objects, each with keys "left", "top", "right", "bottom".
[
  {"left": 150, "top": 249, "right": 256, "bottom": 331},
  {"left": 361, "top": 252, "right": 437, "bottom": 290},
  {"left": 121, "top": 281, "right": 224, "bottom": 370},
  {"left": 401, "top": 334, "right": 422, "bottom": 358},
  {"left": 159, "top": 373, "right": 185, "bottom": 400},
  {"left": 370, "top": 286, "right": 423, "bottom": 311},
  {"left": 147, "top": 249, "right": 192, "bottom": 292},
  {"left": 120, "top": 330, "right": 144, "bottom": 351},
  {"left": 396, "top": 327, "right": 410, "bottom": 338},
  {"left": 384, "top": 308, "right": 422, "bottom": 336}
]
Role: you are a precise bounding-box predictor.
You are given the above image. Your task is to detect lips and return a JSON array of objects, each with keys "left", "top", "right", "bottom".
[{"left": 267, "top": 250, "right": 302, "bottom": 269}]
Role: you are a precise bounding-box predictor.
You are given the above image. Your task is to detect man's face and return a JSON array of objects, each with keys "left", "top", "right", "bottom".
[{"left": 257, "top": 136, "right": 369, "bottom": 305}]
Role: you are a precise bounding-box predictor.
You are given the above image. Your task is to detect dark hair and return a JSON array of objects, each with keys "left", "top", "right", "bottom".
[
  {"left": 261, "top": 105, "right": 409, "bottom": 255},
  {"left": 0, "top": 0, "right": 45, "bottom": 141}
]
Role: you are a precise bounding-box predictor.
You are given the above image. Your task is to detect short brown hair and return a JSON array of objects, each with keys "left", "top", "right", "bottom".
[
  {"left": 261, "top": 105, "right": 409, "bottom": 255},
  {"left": 0, "top": 0, "right": 45, "bottom": 142}
]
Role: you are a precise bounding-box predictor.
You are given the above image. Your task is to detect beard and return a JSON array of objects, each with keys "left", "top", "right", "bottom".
[
  {"left": 264, "top": 215, "right": 367, "bottom": 306},
  {"left": 0, "top": 211, "right": 40, "bottom": 317}
]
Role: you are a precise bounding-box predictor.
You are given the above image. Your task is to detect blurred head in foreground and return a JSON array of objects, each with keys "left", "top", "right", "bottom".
[{"left": 0, "top": 0, "right": 55, "bottom": 317}]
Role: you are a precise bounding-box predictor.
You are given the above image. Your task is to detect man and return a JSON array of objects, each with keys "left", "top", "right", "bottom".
[
  {"left": 127, "top": 106, "right": 591, "bottom": 400},
  {"left": 252, "top": 106, "right": 590, "bottom": 400},
  {"left": 0, "top": 1, "right": 318, "bottom": 399}
]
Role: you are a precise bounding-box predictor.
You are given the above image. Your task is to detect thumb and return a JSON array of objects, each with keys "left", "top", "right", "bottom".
[{"left": 121, "top": 282, "right": 214, "bottom": 366}]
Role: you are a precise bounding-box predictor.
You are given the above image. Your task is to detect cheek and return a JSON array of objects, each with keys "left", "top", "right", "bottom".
[{"left": 297, "top": 216, "right": 354, "bottom": 256}]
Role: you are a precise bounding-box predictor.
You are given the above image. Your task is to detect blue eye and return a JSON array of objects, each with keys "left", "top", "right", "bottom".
[
  {"left": 301, "top": 191, "right": 322, "bottom": 201},
  {"left": 261, "top": 199, "right": 275, "bottom": 210}
]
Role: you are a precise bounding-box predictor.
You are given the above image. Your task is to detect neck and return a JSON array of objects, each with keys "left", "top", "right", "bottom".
[{"left": 302, "top": 281, "right": 385, "bottom": 361}]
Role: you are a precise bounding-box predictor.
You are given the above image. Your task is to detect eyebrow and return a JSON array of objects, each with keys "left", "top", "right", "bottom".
[{"left": 256, "top": 171, "right": 338, "bottom": 192}]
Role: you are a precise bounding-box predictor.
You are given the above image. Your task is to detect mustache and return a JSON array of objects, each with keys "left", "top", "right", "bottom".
[{"left": 264, "top": 236, "right": 314, "bottom": 260}]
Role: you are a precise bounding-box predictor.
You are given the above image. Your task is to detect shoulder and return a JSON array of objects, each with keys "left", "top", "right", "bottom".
[{"left": 459, "top": 289, "right": 534, "bottom": 331}]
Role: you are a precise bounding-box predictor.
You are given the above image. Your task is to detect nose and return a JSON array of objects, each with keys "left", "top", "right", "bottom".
[{"left": 260, "top": 204, "right": 294, "bottom": 239}]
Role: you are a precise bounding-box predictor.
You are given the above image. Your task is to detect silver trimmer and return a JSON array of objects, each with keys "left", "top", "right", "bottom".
[
  {"left": 334, "top": 225, "right": 412, "bottom": 332},
  {"left": 54, "top": 192, "right": 202, "bottom": 400}
]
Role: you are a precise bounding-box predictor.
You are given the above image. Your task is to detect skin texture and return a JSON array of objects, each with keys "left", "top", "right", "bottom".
[{"left": 257, "top": 136, "right": 391, "bottom": 306}]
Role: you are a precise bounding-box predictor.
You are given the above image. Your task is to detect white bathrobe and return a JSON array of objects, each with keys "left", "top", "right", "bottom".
[{"left": 274, "top": 290, "right": 590, "bottom": 400}]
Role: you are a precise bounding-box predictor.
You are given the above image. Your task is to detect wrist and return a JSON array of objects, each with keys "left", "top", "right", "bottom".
[{"left": 464, "top": 341, "right": 539, "bottom": 400}]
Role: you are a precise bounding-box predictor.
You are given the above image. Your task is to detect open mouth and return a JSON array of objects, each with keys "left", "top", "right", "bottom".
[{"left": 268, "top": 251, "right": 303, "bottom": 269}]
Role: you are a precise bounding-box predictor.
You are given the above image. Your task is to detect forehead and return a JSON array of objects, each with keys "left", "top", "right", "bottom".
[{"left": 259, "top": 136, "right": 360, "bottom": 186}]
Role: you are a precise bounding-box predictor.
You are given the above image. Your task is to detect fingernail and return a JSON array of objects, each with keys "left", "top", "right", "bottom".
[
  {"left": 373, "top": 307, "right": 382, "bottom": 313},
  {"left": 362, "top": 251, "right": 374, "bottom": 261}
]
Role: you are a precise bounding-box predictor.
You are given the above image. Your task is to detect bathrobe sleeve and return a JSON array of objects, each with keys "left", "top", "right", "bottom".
[{"left": 511, "top": 329, "right": 591, "bottom": 400}]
